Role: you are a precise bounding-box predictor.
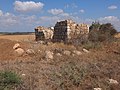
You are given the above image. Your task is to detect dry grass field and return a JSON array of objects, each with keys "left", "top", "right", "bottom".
[{"left": 0, "top": 34, "right": 35, "bottom": 41}]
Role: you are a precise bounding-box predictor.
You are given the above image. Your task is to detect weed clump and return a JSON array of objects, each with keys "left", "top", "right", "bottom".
[{"left": 0, "top": 71, "right": 22, "bottom": 90}]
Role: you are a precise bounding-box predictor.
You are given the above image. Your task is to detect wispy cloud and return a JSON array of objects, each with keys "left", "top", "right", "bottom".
[
  {"left": 14, "top": 1, "right": 44, "bottom": 12},
  {"left": 71, "top": 3, "right": 78, "bottom": 8},
  {"left": 64, "top": 3, "right": 77, "bottom": 9},
  {"left": 108, "top": 5, "right": 117, "bottom": 10},
  {"left": 0, "top": 9, "right": 120, "bottom": 32},
  {"left": 48, "top": 8, "right": 64, "bottom": 15},
  {"left": 79, "top": 9, "right": 85, "bottom": 13},
  {"left": 48, "top": 8, "right": 70, "bottom": 17},
  {"left": 64, "top": 4, "right": 69, "bottom": 9},
  {"left": 0, "top": 10, "right": 3, "bottom": 16}
]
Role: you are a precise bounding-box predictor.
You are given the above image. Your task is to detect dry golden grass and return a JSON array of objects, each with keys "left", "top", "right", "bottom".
[{"left": 0, "top": 34, "right": 35, "bottom": 41}]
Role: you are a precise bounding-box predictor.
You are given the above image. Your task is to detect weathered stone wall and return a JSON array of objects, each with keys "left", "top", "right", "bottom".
[
  {"left": 35, "top": 20, "right": 89, "bottom": 42},
  {"left": 52, "top": 20, "right": 89, "bottom": 42},
  {"left": 35, "top": 26, "right": 53, "bottom": 41},
  {"left": 52, "top": 20, "right": 68, "bottom": 42}
]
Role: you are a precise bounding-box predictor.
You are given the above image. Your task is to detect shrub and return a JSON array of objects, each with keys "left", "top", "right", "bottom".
[
  {"left": 48, "top": 61, "right": 87, "bottom": 90},
  {"left": 83, "top": 41, "right": 102, "bottom": 50},
  {"left": 89, "top": 22, "right": 117, "bottom": 42},
  {"left": 88, "top": 30, "right": 99, "bottom": 42},
  {"left": 0, "top": 71, "right": 21, "bottom": 90}
]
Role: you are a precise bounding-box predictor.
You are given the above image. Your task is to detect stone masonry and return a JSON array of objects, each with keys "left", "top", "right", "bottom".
[
  {"left": 52, "top": 20, "right": 89, "bottom": 42},
  {"left": 35, "top": 26, "right": 53, "bottom": 41}
]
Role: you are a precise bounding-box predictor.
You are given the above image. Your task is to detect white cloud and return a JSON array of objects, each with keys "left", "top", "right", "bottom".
[
  {"left": 0, "top": 11, "right": 39, "bottom": 32},
  {"left": 60, "top": 13, "right": 69, "bottom": 17},
  {"left": 48, "top": 8, "right": 70, "bottom": 17},
  {"left": 0, "top": 13, "right": 19, "bottom": 31},
  {"left": 99, "top": 16, "right": 119, "bottom": 22},
  {"left": 79, "top": 9, "right": 85, "bottom": 13},
  {"left": 98, "top": 16, "right": 120, "bottom": 30},
  {"left": 108, "top": 5, "right": 117, "bottom": 10},
  {"left": 0, "top": 9, "right": 120, "bottom": 32},
  {"left": 74, "top": 16, "right": 120, "bottom": 31},
  {"left": 39, "top": 16, "right": 60, "bottom": 26},
  {"left": 14, "top": 1, "right": 44, "bottom": 12},
  {"left": 0, "top": 10, "right": 3, "bottom": 16},
  {"left": 48, "top": 9, "right": 64, "bottom": 15}
]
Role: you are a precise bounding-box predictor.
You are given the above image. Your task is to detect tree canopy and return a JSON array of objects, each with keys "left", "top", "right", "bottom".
[{"left": 89, "top": 22, "right": 117, "bottom": 42}]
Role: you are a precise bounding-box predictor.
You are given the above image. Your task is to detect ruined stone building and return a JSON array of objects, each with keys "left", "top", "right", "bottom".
[
  {"left": 52, "top": 20, "right": 89, "bottom": 42},
  {"left": 35, "top": 20, "right": 89, "bottom": 42},
  {"left": 35, "top": 26, "right": 53, "bottom": 41}
]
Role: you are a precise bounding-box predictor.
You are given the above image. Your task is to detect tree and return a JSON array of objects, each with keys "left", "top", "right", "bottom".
[
  {"left": 99, "top": 23, "right": 117, "bottom": 35},
  {"left": 89, "top": 21, "right": 101, "bottom": 31},
  {"left": 89, "top": 22, "right": 117, "bottom": 42},
  {"left": 89, "top": 22, "right": 101, "bottom": 42}
]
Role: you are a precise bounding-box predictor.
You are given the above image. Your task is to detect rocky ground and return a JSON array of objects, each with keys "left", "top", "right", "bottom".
[{"left": 0, "top": 38, "right": 120, "bottom": 90}]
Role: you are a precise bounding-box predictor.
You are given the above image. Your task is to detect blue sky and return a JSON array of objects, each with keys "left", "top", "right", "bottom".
[{"left": 0, "top": 0, "right": 120, "bottom": 32}]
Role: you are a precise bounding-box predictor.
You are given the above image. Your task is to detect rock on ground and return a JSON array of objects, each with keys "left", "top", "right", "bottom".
[
  {"left": 56, "top": 53, "right": 62, "bottom": 57},
  {"left": 45, "top": 51, "right": 54, "bottom": 60},
  {"left": 26, "top": 49, "right": 35, "bottom": 55},
  {"left": 109, "top": 79, "right": 119, "bottom": 84},
  {"left": 13, "top": 43, "right": 20, "bottom": 49},
  {"left": 14, "top": 48, "right": 25, "bottom": 56},
  {"left": 94, "top": 88, "right": 102, "bottom": 90},
  {"left": 83, "top": 48, "right": 90, "bottom": 53},
  {"left": 63, "top": 50, "right": 71, "bottom": 56},
  {"left": 73, "top": 50, "right": 82, "bottom": 56}
]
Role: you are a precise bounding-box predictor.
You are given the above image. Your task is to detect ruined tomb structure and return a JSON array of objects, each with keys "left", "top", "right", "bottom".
[
  {"left": 35, "top": 26, "right": 53, "bottom": 41},
  {"left": 53, "top": 20, "right": 89, "bottom": 42}
]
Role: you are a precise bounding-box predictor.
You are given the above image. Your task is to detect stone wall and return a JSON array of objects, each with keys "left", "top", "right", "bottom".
[
  {"left": 52, "top": 20, "right": 89, "bottom": 42},
  {"left": 35, "top": 26, "right": 53, "bottom": 41},
  {"left": 35, "top": 20, "right": 89, "bottom": 42}
]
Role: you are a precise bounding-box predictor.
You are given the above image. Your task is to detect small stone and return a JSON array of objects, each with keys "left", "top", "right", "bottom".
[
  {"left": 45, "top": 51, "right": 54, "bottom": 60},
  {"left": 109, "top": 79, "right": 119, "bottom": 84},
  {"left": 83, "top": 48, "right": 90, "bottom": 53},
  {"left": 14, "top": 48, "right": 25, "bottom": 56},
  {"left": 94, "top": 88, "right": 102, "bottom": 90},
  {"left": 63, "top": 50, "right": 71, "bottom": 56},
  {"left": 38, "top": 41, "right": 45, "bottom": 44},
  {"left": 56, "top": 53, "right": 62, "bottom": 57},
  {"left": 13, "top": 43, "right": 20, "bottom": 49},
  {"left": 73, "top": 50, "right": 82, "bottom": 55},
  {"left": 22, "top": 74, "right": 26, "bottom": 76},
  {"left": 26, "top": 49, "right": 35, "bottom": 55}
]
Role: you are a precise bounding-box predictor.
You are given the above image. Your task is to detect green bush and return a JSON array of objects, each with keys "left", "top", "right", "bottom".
[
  {"left": 83, "top": 41, "right": 102, "bottom": 50},
  {"left": 0, "top": 71, "right": 21, "bottom": 90},
  {"left": 89, "top": 22, "right": 117, "bottom": 42}
]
